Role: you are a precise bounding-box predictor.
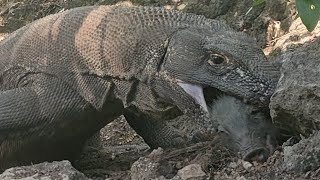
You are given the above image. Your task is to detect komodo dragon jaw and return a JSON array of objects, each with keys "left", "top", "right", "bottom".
[{"left": 161, "top": 28, "right": 279, "bottom": 110}]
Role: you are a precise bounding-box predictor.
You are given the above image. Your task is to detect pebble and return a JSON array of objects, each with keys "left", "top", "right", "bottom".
[{"left": 242, "top": 161, "right": 253, "bottom": 170}]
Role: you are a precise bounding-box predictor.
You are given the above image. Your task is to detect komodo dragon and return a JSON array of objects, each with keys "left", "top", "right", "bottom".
[{"left": 0, "top": 5, "right": 279, "bottom": 170}]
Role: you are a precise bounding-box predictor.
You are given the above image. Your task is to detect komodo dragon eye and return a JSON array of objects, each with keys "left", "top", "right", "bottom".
[{"left": 207, "top": 53, "right": 227, "bottom": 65}]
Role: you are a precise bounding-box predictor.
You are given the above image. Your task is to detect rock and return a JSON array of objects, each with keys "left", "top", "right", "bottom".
[
  {"left": 282, "top": 131, "right": 320, "bottom": 173},
  {"left": 176, "top": 164, "right": 206, "bottom": 180},
  {"left": 270, "top": 38, "right": 320, "bottom": 136},
  {"left": 236, "top": 176, "right": 247, "bottom": 180},
  {"left": 242, "top": 161, "right": 253, "bottom": 171},
  {"left": 130, "top": 148, "right": 176, "bottom": 180},
  {"left": 130, "top": 156, "right": 161, "bottom": 180},
  {"left": 0, "top": 160, "right": 89, "bottom": 180},
  {"left": 130, "top": 148, "right": 210, "bottom": 180}
]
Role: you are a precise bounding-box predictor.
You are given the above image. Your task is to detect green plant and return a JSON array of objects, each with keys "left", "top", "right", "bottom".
[
  {"left": 252, "top": 0, "right": 320, "bottom": 32},
  {"left": 296, "top": 0, "right": 320, "bottom": 32},
  {"left": 253, "top": 0, "right": 265, "bottom": 6}
]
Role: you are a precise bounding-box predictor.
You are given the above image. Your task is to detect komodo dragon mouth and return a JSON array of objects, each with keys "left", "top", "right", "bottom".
[
  {"left": 177, "top": 80, "right": 220, "bottom": 113},
  {"left": 177, "top": 81, "right": 207, "bottom": 112}
]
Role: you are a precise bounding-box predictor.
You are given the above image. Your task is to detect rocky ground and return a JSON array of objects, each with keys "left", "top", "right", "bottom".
[{"left": 1, "top": 0, "right": 320, "bottom": 179}]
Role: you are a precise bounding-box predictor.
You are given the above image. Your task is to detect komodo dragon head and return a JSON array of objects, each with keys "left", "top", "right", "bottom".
[{"left": 157, "top": 27, "right": 280, "bottom": 113}]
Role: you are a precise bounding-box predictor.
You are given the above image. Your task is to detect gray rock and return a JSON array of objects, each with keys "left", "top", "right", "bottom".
[
  {"left": 270, "top": 38, "right": 320, "bottom": 136},
  {"left": 130, "top": 156, "right": 161, "bottom": 180},
  {"left": 130, "top": 148, "right": 165, "bottom": 180},
  {"left": 0, "top": 160, "right": 89, "bottom": 180},
  {"left": 130, "top": 148, "right": 210, "bottom": 180},
  {"left": 283, "top": 131, "right": 320, "bottom": 173},
  {"left": 176, "top": 164, "right": 206, "bottom": 180}
]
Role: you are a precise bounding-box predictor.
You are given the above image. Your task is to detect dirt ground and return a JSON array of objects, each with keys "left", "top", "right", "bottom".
[
  {"left": 75, "top": 118, "right": 236, "bottom": 179},
  {"left": 0, "top": 0, "right": 320, "bottom": 180},
  {"left": 74, "top": 117, "right": 319, "bottom": 180}
]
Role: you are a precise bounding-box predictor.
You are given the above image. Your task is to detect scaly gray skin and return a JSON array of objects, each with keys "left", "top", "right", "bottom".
[
  {"left": 0, "top": 5, "right": 279, "bottom": 170},
  {"left": 210, "top": 95, "right": 278, "bottom": 162}
]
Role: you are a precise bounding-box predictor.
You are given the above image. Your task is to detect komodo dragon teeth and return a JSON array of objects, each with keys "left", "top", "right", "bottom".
[{"left": 177, "top": 80, "right": 208, "bottom": 112}]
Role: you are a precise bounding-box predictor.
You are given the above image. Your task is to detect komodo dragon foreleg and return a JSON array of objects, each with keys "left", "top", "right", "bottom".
[
  {"left": 0, "top": 72, "right": 201, "bottom": 170},
  {"left": 112, "top": 79, "right": 192, "bottom": 148},
  {"left": 0, "top": 74, "right": 123, "bottom": 170},
  {"left": 124, "top": 107, "right": 190, "bottom": 148}
]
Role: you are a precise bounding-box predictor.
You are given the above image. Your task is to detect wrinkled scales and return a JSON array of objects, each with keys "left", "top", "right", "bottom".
[{"left": 0, "top": 5, "right": 279, "bottom": 170}]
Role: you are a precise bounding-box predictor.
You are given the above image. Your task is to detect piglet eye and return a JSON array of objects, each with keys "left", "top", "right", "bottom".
[{"left": 208, "top": 53, "right": 226, "bottom": 65}]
